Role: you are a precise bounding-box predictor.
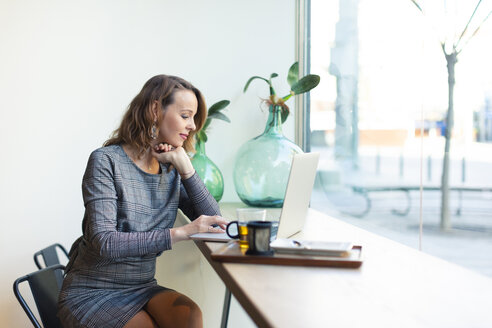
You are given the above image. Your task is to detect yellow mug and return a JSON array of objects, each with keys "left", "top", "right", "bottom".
[{"left": 226, "top": 221, "right": 249, "bottom": 249}]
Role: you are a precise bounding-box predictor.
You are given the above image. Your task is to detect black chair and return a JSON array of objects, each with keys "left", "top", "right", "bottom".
[
  {"left": 13, "top": 264, "right": 65, "bottom": 328},
  {"left": 33, "top": 243, "right": 69, "bottom": 269},
  {"left": 34, "top": 243, "right": 69, "bottom": 286}
]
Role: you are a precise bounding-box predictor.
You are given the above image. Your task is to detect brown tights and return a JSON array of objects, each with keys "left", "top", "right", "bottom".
[{"left": 123, "top": 290, "right": 203, "bottom": 328}]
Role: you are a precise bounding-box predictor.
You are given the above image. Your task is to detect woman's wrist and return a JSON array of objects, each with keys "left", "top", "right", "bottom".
[
  {"left": 179, "top": 169, "right": 195, "bottom": 180},
  {"left": 170, "top": 226, "right": 191, "bottom": 244},
  {"left": 173, "top": 152, "right": 195, "bottom": 179}
]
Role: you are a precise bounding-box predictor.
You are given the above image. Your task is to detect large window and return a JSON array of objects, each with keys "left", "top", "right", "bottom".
[{"left": 308, "top": 0, "right": 492, "bottom": 277}]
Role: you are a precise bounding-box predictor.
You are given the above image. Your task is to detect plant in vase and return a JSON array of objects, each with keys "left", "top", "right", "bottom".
[
  {"left": 234, "top": 62, "right": 320, "bottom": 207},
  {"left": 192, "top": 100, "right": 230, "bottom": 202}
]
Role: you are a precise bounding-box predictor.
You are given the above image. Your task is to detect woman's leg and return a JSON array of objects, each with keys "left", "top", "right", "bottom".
[
  {"left": 124, "top": 310, "right": 158, "bottom": 328},
  {"left": 144, "top": 290, "right": 203, "bottom": 328}
]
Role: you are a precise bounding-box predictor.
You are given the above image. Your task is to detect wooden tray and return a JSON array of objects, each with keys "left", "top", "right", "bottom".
[{"left": 211, "top": 241, "right": 363, "bottom": 268}]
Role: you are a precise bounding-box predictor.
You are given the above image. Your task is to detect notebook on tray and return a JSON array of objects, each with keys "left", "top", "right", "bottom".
[{"left": 190, "top": 152, "right": 320, "bottom": 242}]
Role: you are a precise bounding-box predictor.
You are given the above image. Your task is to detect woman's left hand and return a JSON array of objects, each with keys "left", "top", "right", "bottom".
[{"left": 152, "top": 143, "right": 195, "bottom": 179}]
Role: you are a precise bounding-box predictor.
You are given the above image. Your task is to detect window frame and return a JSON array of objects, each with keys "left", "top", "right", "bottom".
[{"left": 295, "top": 0, "right": 312, "bottom": 152}]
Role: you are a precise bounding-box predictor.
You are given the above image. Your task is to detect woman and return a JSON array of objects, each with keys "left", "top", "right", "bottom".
[{"left": 58, "top": 75, "right": 228, "bottom": 328}]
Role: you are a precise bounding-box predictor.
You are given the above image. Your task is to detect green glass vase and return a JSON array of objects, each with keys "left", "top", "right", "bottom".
[
  {"left": 191, "top": 140, "right": 224, "bottom": 202},
  {"left": 233, "top": 105, "right": 303, "bottom": 207}
]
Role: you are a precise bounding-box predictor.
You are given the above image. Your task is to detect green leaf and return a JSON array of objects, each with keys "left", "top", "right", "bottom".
[
  {"left": 282, "top": 93, "right": 294, "bottom": 102},
  {"left": 410, "top": 0, "right": 423, "bottom": 13},
  {"left": 244, "top": 76, "right": 270, "bottom": 92},
  {"left": 268, "top": 73, "right": 278, "bottom": 96},
  {"left": 208, "top": 112, "right": 231, "bottom": 123},
  {"left": 287, "top": 62, "right": 299, "bottom": 87},
  {"left": 291, "top": 74, "right": 320, "bottom": 94},
  {"left": 208, "top": 100, "right": 230, "bottom": 116},
  {"left": 197, "top": 130, "right": 208, "bottom": 143},
  {"left": 202, "top": 118, "right": 212, "bottom": 131},
  {"left": 281, "top": 108, "right": 289, "bottom": 124},
  {"left": 195, "top": 130, "right": 201, "bottom": 142},
  {"left": 200, "top": 99, "right": 231, "bottom": 142}
]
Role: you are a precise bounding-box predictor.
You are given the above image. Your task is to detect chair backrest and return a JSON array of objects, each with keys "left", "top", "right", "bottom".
[
  {"left": 34, "top": 243, "right": 69, "bottom": 285},
  {"left": 34, "top": 243, "right": 69, "bottom": 269},
  {"left": 13, "top": 264, "right": 65, "bottom": 328}
]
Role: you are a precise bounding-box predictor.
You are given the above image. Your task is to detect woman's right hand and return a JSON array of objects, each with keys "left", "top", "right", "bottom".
[
  {"left": 170, "top": 215, "right": 229, "bottom": 244},
  {"left": 152, "top": 143, "right": 196, "bottom": 179}
]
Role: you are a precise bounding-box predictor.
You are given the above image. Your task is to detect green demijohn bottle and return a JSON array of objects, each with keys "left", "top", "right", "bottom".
[
  {"left": 191, "top": 140, "right": 224, "bottom": 202},
  {"left": 233, "top": 105, "right": 303, "bottom": 207}
]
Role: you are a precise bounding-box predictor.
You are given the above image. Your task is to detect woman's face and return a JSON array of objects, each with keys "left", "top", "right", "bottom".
[{"left": 158, "top": 89, "right": 198, "bottom": 147}]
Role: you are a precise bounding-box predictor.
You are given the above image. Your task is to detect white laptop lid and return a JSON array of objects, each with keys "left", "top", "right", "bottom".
[{"left": 275, "top": 152, "right": 320, "bottom": 239}]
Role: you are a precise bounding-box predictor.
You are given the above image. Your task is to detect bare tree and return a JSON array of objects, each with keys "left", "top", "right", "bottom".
[{"left": 411, "top": 0, "right": 492, "bottom": 230}]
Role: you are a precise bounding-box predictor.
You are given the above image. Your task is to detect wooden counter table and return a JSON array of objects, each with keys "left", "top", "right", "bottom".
[{"left": 194, "top": 204, "right": 492, "bottom": 328}]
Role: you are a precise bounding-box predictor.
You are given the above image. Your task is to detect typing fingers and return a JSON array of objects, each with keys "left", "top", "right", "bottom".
[
  {"left": 200, "top": 215, "right": 228, "bottom": 232},
  {"left": 208, "top": 225, "right": 225, "bottom": 233},
  {"left": 212, "top": 216, "right": 228, "bottom": 231}
]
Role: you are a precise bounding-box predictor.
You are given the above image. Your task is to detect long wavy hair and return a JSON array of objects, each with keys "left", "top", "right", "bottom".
[{"left": 104, "top": 75, "right": 207, "bottom": 157}]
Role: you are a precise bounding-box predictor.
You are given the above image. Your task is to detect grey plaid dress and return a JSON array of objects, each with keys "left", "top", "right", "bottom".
[{"left": 57, "top": 144, "right": 220, "bottom": 328}]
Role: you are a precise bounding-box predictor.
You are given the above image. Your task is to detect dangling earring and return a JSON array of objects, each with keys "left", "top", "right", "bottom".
[{"left": 151, "top": 122, "right": 157, "bottom": 140}]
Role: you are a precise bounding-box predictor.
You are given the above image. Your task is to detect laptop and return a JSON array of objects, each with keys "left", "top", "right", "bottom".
[{"left": 190, "top": 152, "right": 320, "bottom": 242}]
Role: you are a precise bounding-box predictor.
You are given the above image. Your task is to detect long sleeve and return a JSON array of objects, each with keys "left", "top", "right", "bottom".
[
  {"left": 178, "top": 172, "right": 221, "bottom": 220},
  {"left": 81, "top": 149, "right": 172, "bottom": 259}
]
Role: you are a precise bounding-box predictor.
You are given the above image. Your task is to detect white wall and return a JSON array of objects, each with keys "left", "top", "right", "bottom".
[{"left": 0, "top": 0, "right": 296, "bottom": 326}]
